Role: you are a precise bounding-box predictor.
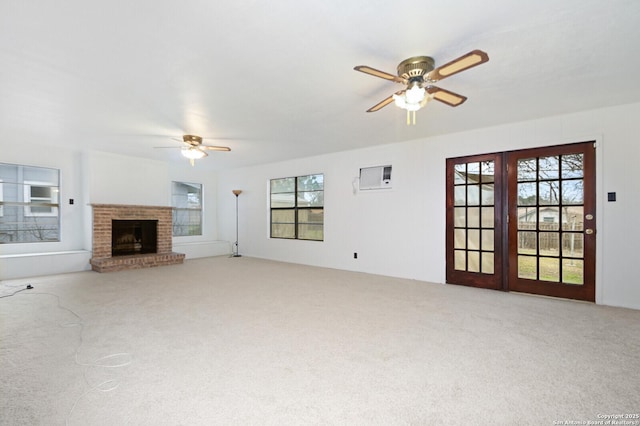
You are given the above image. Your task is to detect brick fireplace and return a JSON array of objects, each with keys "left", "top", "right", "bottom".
[{"left": 90, "top": 204, "right": 185, "bottom": 272}]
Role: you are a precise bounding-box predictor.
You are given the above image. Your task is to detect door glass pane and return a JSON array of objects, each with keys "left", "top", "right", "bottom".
[
  {"left": 454, "top": 207, "right": 466, "bottom": 227},
  {"left": 482, "top": 230, "right": 495, "bottom": 251},
  {"left": 454, "top": 187, "right": 466, "bottom": 205},
  {"left": 518, "top": 231, "right": 537, "bottom": 254},
  {"left": 467, "top": 162, "right": 480, "bottom": 183},
  {"left": 562, "top": 233, "right": 583, "bottom": 258},
  {"left": 539, "top": 207, "right": 560, "bottom": 230},
  {"left": 467, "top": 207, "right": 480, "bottom": 228},
  {"left": 481, "top": 207, "right": 494, "bottom": 228},
  {"left": 481, "top": 161, "right": 495, "bottom": 182},
  {"left": 454, "top": 164, "right": 466, "bottom": 184},
  {"left": 454, "top": 250, "right": 466, "bottom": 270},
  {"left": 467, "top": 230, "right": 480, "bottom": 250},
  {"left": 468, "top": 251, "right": 480, "bottom": 272},
  {"left": 539, "top": 181, "right": 560, "bottom": 205},
  {"left": 518, "top": 255, "right": 536, "bottom": 279},
  {"left": 517, "top": 158, "right": 537, "bottom": 181},
  {"left": 454, "top": 229, "right": 466, "bottom": 249},
  {"left": 539, "top": 156, "right": 559, "bottom": 180},
  {"left": 562, "top": 259, "right": 584, "bottom": 285},
  {"left": 539, "top": 232, "right": 559, "bottom": 256},
  {"left": 562, "top": 207, "right": 584, "bottom": 231},
  {"left": 467, "top": 185, "right": 480, "bottom": 206},
  {"left": 518, "top": 182, "right": 537, "bottom": 205},
  {"left": 481, "top": 184, "right": 494, "bottom": 205},
  {"left": 481, "top": 253, "right": 494, "bottom": 274},
  {"left": 562, "top": 180, "right": 584, "bottom": 204},
  {"left": 539, "top": 257, "right": 560, "bottom": 282},
  {"left": 561, "top": 154, "right": 584, "bottom": 178},
  {"left": 518, "top": 207, "right": 537, "bottom": 229}
]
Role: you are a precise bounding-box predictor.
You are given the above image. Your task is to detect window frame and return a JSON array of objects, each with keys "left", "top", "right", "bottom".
[{"left": 269, "top": 174, "right": 324, "bottom": 241}]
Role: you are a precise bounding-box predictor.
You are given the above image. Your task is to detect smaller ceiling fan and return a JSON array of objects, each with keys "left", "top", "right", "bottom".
[
  {"left": 354, "top": 49, "right": 489, "bottom": 124},
  {"left": 156, "top": 135, "right": 231, "bottom": 166}
]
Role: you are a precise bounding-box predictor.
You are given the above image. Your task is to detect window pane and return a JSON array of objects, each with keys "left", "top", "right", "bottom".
[
  {"left": 297, "top": 191, "right": 324, "bottom": 207},
  {"left": 482, "top": 230, "right": 494, "bottom": 251},
  {"left": 297, "top": 209, "right": 323, "bottom": 223},
  {"left": 271, "top": 192, "right": 295, "bottom": 208},
  {"left": 297, "top": 174, "right": 323, "bottom": 191},
  {"left": 271, "top": 178, "right": 295, "bottom": 193},
  {"left": 271, "top": 209, "right": 295, "bottom": 223},
  {"left": 298, "top": 224, "right": 323, "bottom": 240},
  {"left": 271, "top": 224, "right": 295, "bottom": 239}
]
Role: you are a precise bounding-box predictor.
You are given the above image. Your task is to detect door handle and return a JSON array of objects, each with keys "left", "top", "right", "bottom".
[{"left": 585, "top": 229, "right": 594, "bottom": 235}]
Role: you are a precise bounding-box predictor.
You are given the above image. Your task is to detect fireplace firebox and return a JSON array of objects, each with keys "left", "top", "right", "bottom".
[{"left": 112, "top": 219, "right": 158, "bottom": 256}]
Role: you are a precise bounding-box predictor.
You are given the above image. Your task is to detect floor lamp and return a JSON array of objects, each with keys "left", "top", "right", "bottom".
[{"left": 232, "top": 190, "right": 242, "bottom": 257}]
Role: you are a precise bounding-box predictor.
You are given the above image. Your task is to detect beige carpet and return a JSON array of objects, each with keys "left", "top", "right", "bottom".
[{"left": 1, "top": 256, "right": 639, "bottom": 425}]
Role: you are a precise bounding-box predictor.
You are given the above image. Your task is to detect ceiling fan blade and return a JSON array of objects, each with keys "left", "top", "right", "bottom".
[
  {"left": 200, "top": 145, "right": 231, "bottom": 152},
  {"left": 366, "top": 91, "right": 404, "bottom": 112},
  {"left": 427, "top": 50, "right": 489, "bottom": 82},
  {"left": 354, "top": 65, "right": 406, "bottom": 84},
  {"left": 426, "top": 86, "right": 467, "bottom": 107}
]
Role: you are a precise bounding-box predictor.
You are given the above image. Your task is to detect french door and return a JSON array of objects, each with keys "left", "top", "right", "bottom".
[{"left": 446, "top": 142, "right": 596, "bottom": 302}]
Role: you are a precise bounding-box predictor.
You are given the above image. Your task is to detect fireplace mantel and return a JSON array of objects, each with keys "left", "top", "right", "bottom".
[{"left": 90, "top": 204, "right": 185, "bottom": 272}]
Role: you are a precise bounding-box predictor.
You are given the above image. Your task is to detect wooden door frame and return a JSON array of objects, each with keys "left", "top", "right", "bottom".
[{"left": 446, "top": 141, "right": 596, "bottom": 301}]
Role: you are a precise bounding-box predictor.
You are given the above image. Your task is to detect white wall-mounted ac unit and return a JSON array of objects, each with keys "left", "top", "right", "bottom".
[{"left": 359, "top": 165, "right": 392, "bottom": 190}]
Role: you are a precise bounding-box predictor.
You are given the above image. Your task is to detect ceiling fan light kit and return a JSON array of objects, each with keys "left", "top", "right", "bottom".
[
  {"left": 155, "top": 134, "right": 231, "bottom": 166},
  {"left": 354, "top": 49, "right": 489, "bottom": 125}
]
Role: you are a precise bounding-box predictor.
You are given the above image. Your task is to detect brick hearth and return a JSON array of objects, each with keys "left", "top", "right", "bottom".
[{"left": 90, "top": 204, "right": 184, "bottom": 272}]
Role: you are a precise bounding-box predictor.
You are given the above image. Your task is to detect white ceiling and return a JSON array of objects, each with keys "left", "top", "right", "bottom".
[{"left": 1, "top": 0, "right": 639, "bottom": 170}]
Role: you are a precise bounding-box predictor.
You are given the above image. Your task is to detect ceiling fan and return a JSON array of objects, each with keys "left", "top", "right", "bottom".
[
  {"left": 354, "top": 49, "right": 489, "bottom": 124},
  {"left": 156, "top": 135, "right": 231, "bottom": 166}
]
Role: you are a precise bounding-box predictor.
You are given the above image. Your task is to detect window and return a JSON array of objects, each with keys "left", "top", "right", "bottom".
[
  {"left": 0, "top": 163, "right": 60, "bottom": 243},
  {"left": 171, "top": 181, "right": 202, "bottom": 236},
  {"left": 270, "top": 174, "right": 324, "bottom": 241}
]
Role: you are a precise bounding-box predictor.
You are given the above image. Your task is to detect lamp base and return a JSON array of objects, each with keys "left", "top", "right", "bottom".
[{"left": 232, "top": 253, "right": 242, "bottom": 258}]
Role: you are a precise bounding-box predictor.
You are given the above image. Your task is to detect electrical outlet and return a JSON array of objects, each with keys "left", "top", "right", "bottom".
[{"left": 353, "top": 252, "right": 358, "bottom": 259}]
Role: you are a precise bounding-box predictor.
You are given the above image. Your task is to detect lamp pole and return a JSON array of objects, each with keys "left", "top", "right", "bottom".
[{"left": 232, "top": 190, "right": 242, "bottom": 257}]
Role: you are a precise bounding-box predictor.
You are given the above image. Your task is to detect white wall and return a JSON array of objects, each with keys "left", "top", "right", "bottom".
[{"left": 218, "top": 102, "right": 640, "bottom": 310}]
